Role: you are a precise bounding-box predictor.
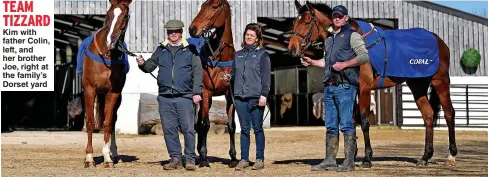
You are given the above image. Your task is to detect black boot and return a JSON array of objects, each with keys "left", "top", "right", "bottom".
[
  {"left": 337, "top": 132, "right": 357, "bottom": 171},
  {"left": 311, "top": 134, "right": 339, "bottom": 171}
]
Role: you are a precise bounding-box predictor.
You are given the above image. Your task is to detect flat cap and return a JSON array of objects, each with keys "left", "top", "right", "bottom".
[{"left": 164, "top": 20, "right": 184, "bottom": 30}]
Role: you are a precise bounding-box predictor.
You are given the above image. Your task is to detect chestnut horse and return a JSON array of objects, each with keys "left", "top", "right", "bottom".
[
  {"left": 289, "top": 1, "right": 457, "bottom": 168},
  {"left": 188, "top": 0, "right": 239, "bottom": 168},
  {"left": 79, "top": 0, "right": 132, "bottom": 168}
]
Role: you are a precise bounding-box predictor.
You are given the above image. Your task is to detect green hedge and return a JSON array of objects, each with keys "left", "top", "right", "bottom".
[{"left": 461, "top": 48, "right": 481, "bottom": 68}]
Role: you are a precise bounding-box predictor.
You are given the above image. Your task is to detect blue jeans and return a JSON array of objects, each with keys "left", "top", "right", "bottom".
[
  {"left": 324, "top": 84, "right": 357, "bottom": 136},
  {"left": 157, "top": 95, "right": 196, "bottom": 161},
  {"left": 234, "top": 97, "right": 265, "bottom": 161}
]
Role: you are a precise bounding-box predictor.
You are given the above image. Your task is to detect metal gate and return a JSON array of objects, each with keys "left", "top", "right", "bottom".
[{"left": 399, "top": 84, "right": 488, "bottom": 129}]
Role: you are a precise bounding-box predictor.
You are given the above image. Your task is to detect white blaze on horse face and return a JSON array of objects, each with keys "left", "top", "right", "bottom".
[
  {"left": 107, "top": 7, "right": 122, "bottom": 47},
  {"left": 102, "top": 140, "right": 113, "bottom": 162}
]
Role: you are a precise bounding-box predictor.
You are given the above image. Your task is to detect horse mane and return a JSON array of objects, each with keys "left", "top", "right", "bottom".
[{"left": 299, "top": 2, "right": 333, "bottom": 16}]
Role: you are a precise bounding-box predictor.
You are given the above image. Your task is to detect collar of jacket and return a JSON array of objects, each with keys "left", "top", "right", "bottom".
[
  {"left": 160, "top": 38, "right": 190, "bottom": 48},
  {"left": 329, "top": 22, "right": 352, "bottom": 35},
  {"left": 242, "top": 44, "right": 260, "bottom": 51}
]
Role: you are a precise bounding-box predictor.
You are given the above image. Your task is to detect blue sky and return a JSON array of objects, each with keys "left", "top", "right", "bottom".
[{"left": 430, "top": 1, "right": 488, "bottom": 18}]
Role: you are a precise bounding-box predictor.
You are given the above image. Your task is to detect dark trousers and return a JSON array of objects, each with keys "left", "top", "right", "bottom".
[
  {"left": 234, "top": 97, "right": 265, "bottom": 161},
  {"left": 157, "top": 95, "right": 196, "bottom": 161}
]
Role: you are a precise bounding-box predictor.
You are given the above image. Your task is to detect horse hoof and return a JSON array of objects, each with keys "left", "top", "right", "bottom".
[
  {"left": 112, "top": 156, "right": 122, "bottom": 164},
  {"left": 444, "top": 160, "right": 456, "bottom": 167},
  {"left": 199, "top": 161, "right": 210, "bottom": 168},
  {"left": 229, "top": 160, "right": 239, "bottom": 168},
  {"left": 104, "top": 162, "right": 115, "bottom": 168},
  {"left": 416, "top": 159, "right": 428, "bottom": 167},
  {"left": 85, "top": 161, "right": 95, "bottom": 168},
  {"left": 360, "top": 161, "right": 372, "bottom": 168}
]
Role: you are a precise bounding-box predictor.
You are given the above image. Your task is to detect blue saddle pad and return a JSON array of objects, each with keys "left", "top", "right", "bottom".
[
  {"left": 76, "top": 34, "right": 130, "bottom": 75},
  {"left": 356, "top": 20, "right": 439, "bottom": 78}
]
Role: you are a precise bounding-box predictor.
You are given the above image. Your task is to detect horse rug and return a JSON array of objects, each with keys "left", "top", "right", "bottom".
[
  {"left": 356, "top": 20, "right": 440, "bottom": 80},
  {"left": 76, "top": 34, "right": 130, "bottom": 75}
]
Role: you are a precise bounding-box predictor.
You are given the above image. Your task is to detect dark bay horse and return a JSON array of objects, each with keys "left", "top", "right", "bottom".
[
  {"left": 79, "top": 0, "right": 132, "bottom": 168},
  {"left": 289, "top": 0, "right": 457, "bottom": 168},
  {"left": 188, "top": 0, "right": 239, "bottom": 168}
]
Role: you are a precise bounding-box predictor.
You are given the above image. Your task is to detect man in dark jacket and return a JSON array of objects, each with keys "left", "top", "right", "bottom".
[
  {"left": 301, "top": 5, "right": 369, "bottom": 171},
  {"left": 136, "top": 20, "right": 203, "bottom": 171}
]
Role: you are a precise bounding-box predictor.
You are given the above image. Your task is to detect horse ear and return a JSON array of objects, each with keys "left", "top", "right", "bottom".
[
  {"left": 295, "top": 0, "right": 302, "bottom": 12},
  {"left": 120, "top": 0, "right": 132, "bottom": 6},
  {"left": 109, "top": 0, "right": 120, "bottom": 5},
  {"left": 306, "top": 4, "right": 315, "bottom": 15}
]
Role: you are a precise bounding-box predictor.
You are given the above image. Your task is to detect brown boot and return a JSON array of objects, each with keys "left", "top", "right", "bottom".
[
  {"left": 184, "top": 159, "right": 197, "bottom": 171},
  {"left": 163, "top": 157, "right": 183, "bottom": 170},
  {"left": 235, "top": 160, "right": 249, "bottom": 171}
]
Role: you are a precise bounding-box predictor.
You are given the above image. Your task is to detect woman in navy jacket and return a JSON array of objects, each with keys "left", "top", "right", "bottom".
[{"left": 224, "top": 23, "right": 271, "bottom": 171}]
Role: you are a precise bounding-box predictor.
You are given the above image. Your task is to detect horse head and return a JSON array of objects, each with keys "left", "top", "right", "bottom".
[
  {"left": 189, "top": 0, "right": 230, "bottom": 38},
  {"left": 288, "top": 0, "right": 333, "bottom": 57},
  {"left": 102, "top": 0, "right": 131, "bottom": 52}
]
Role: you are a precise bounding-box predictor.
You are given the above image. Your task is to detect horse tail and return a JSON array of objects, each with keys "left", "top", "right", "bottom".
[{"left": 429, "top": 84, "right": 441, "bottom": 127}]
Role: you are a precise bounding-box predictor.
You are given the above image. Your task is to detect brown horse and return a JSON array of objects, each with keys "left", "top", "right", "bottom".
[
  {"left": 80, "top": 0, "right": 132, "bottom": 168},
  {"left": 289, "top": 1, "right": 457, "bottom": 168},
  {"left": 188, "top": 0, "right": 239, "bottom": 168}
]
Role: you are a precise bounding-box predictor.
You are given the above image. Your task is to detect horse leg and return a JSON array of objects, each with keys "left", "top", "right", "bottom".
[
  {"left": 83, "top": 87, "right": 96, "bottom": 168},
  {"left": 353, "top": 96, "right": 361, "bottom": 159},
  {"left": 197, "top": 90, "right": 212, "bottom": 167},
  {"left": 358, "top": 85, "right": 373, "bottom": 168},
  {"left": 110, "top": 94, "right": 122, "bottom": 163},
  {"left": 407, "top": 79, "right": 434, "bottom": 167},
  {"left": 431, "top": 79, "right": 457, "bottom": 166},
  {"left": 101, "top": 92, "right": 120, "bottom": 168},
  {"left": 226, "top": 92, "right": 238, "bottom": 167}
]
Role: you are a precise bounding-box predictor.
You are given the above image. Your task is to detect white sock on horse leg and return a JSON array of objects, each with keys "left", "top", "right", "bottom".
[
  {"left": 102, "top": 140, "right": 113, "bottom": 162},
  {"left": 85, "top": 153, "right": 94, "bottom": 162}
]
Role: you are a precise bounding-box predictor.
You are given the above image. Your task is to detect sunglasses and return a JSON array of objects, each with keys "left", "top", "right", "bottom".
[
  {"left": 332, "top": 13, "right": 345, "bottom": 19},
  {"left": 167, "top": 29, "right": 182, "bottom": 34}
]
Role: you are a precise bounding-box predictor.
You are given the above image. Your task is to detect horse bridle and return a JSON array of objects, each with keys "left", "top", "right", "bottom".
[
  {"left": 292, "top": 11, "right": 329, "bottom": 56},
  {"left": 201, "top": 0, "right": 226, "bottom": 37},
  {"left": 94, "top": 3, "right": 131, "bottom": 60},
  {"left": 200, "top": 0, "right": 234, "bottom": 68}
]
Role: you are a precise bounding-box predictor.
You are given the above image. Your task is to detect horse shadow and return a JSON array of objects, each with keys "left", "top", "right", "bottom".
[
  {"left": 93, "top": 155, "right": 138, "bottom": 165},
  {"left": 149, "top": 156, "right": 245, "bottom": 167},
  {"left": 273, "top": 156, "right": 417, "bottom": 166}
]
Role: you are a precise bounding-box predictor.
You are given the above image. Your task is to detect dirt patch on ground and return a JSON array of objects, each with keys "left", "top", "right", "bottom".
[{"left": 2, "top": 127, "right": 488, "bottom": 177}]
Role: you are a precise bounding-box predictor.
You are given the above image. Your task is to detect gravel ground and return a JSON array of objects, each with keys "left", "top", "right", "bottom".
[{"left": 2, "top": 126, "right": 487, "bottom": 177}]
